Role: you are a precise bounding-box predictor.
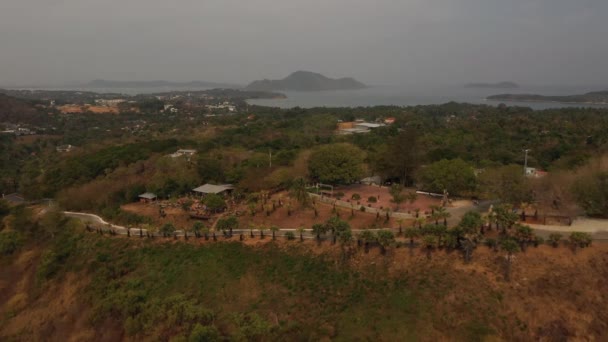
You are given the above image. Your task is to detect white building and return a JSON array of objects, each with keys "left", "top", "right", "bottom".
[{"left": 170, "top": 149, "right": 197, "bottom": 159}]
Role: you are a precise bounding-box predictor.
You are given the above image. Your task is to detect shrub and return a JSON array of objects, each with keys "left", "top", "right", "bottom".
[
  {"left": 335, "top": 192, "right": 345, "bottom": 199},
  {"left": 0, "top": 231, "right": 23, "bottom": 255},
  {"left": 285, "top": 232, "right": 296, "bottom": 240},
  {"left": 351, "top": 193, "right": 361, "bottom": 200},
  {"left": 569, "top": 232, "right": 592, "bottom": 248},
  {"left": 204, "top": 194, "right": 227, "bottom": 213},
  {"left": 189, "top": 323, "right": 220, "bottom": 342},
  {"left": 548, "top": 233, "right": 562, "bottom": 247},
  {"left": 368, "top": 196, "right": 377, "bottom": 203}
]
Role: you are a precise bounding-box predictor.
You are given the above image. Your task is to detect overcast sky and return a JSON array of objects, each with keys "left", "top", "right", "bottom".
[{"left": 2, "top": 0, "right": 607, "bottom": 87}]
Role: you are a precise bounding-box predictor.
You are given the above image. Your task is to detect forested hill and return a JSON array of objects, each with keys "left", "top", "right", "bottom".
[
  {"left": 487, "top": 90, "right": 608, "bottom": 104},
  {"left": 464, "top": 82, "right": 519, "bottom": 89},
  {"left": 0, "top": 93, "right": 47, "bottom": 124},
  {"left": 245, "top": 71, "right": 367, "bottom": 91}
]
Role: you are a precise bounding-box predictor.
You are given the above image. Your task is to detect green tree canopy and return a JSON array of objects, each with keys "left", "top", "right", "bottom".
[
  {"left": 372, "top": 127, "right": 421, "bottom": 186},
  {"left": 572, "top": 171, "right": 608, "bottom": 218},
  {"left": 204, "top": 194, "right": 226, "bottom": 213},
  {"left": 419, "top": 158, "right": 476, "bottom": 195},
  {"left": 216, "top": 216, "right": 238, "bottom": 232},
  {"left": 478, "top": 164, "right": 533, "bottom": 204},
  {"left": 308, "top": 143, "right": 365, "bottom": 184}
]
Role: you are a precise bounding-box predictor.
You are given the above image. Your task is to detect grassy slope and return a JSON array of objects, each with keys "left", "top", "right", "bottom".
[{"left": 2, "top": 228, "right": 608, "bottom": 341}]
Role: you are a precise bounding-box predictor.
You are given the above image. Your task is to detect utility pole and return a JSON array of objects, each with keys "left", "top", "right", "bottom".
[
  {"left": 523, "top": 149, "right": 530, "bottom": 176},
  {"left": 269, "top": 149, "right": 272, "bottom": 168}
]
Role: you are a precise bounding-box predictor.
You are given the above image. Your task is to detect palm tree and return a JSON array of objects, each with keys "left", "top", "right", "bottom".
[
  {"left": 290, "top": 178, "right": 311, "bottom": 208},
  {"left": 311, "top": 223, "right": 327, "bottom": 244},
  {"left": 429, "top": 205, "right": 440, "bottom": 224},
  {"left": 376, "top": 230, "right": 395, "bottom": 255},
  {"left": 296, "top": 226, "right": 305, "bottom": 242},
  {"left": 126, "top": 226, "right": 131, "bottom": 237},
  {"left": 358, "top": 230, "right": 376, "bottom": 254},
  {"left": 569, "top": 232, "right": 592, "bottom": 254},
  {"left": 338, "top": 229, "right": 354, "bottom": 261},
  {"left": 500, "top": 238, "right": 520, "bottom": 282},
  {"left": 259, "top": 226, "right": 268, "bottom": 239},
  {"left": 249, "top": 223, "right": 256, "bottom": 238},
  {"left": 192, "top": 222, "right": 204, "bottom": 238},
  {"left": 404, "top": 227, "right": 419, "bottom": 256},
  {"left": 423, "top": 235, "right": 437, "bottom": 260},
  {"left": 495, "top": 204, "right": 519, "bottom": 234},
  {"left": 202, "top": 226, "right": 210, "bottom": 240},
  {"left": 145, "top": 224, "right": 158, "bottom": 238},
  {"left": 514, "top": 224, "right": 534, "bottom": 251},
  {"left": 397, "top": 218, "right": 405, "bottom": 236},
  {"left": 414, "top": 216, "right": 426, "bottom": 229},
  {"left": 161, "top": 223, "right": 175, "bottom": 238},
  {"left": 270, "top": 226, "right": 279, "bottom": 240},
  {"left": 435, "top": 207, "right": 451, "bottom": 227}
]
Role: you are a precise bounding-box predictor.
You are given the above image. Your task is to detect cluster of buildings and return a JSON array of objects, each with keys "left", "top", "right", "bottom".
[
  {"left": 1, "top": 126, "right": 37, "bottom": 136},
  {"left": 169, "top": 149, "right": 196, "bottom": 159},
  {"left": 205, "top": 102, "right": 237, "bottom": 112},
  {"left": 336, "top": 117, "right": 395, "bottom": 135},
  {"left": 138, "top": 183, "right": 234, "bottom": 203},
  {"left": 94, "top": 99, "right": 126, "bottom": 106}
]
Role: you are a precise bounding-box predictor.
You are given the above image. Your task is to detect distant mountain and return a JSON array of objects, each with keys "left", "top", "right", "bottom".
[
  {"left": 85, "top": 79, "right": 240, "bottom": 89},
  {"left": 465, "top": 82, "right": 519, "bottom": 89},
  {"left": 487, "top": 90, "right": 608, "bottom": 105},
  {"left": 245, "top": 71, "right": 367, "bottom": 92}
]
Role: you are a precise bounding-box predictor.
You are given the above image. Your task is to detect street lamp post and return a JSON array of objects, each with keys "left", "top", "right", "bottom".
[{"left": 523, "top": 149, "right": 530, "bottom": 176}]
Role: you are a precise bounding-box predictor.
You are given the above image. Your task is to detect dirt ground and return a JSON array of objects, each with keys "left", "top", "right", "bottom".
[
  {"left": 122, "top": 193, "right": 417, "bottom": 231},
  {"left": 57, "top": 105, "right": 119, "bottom": 114},
  {"left": 335, "top": 184, "right": 442, "bottom": 214},
  {"left": 122, "top": 202, "right": 193, "bottom": 229}
]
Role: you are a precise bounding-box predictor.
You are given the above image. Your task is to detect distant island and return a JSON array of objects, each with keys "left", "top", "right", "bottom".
[
  {"left": 245, "top": 71, "right": 367, "bottom": 92},
  {"left": 465, "top": 82, "right": 519, "bottom": 89},
  {"left": 487, "top": 90, "right": 608, "bottom": 105},
  {"left": 85, "top": 79, "right": 239, "bottom": 89}
]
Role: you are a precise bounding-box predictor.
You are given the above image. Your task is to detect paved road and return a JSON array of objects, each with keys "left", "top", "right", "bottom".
[{"left": 65, "top": 211, "right": 397, "bottom": 240}]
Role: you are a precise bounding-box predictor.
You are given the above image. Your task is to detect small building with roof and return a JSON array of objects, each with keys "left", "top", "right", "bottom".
[
  {"left": 170, "top": 149, "right": 197, "bottom": 159},
  {"left": 192, "top": 184, "right": 234, "bottom": 196},
  {"left": 138, "top": 192, "right": 157, "bottom": 203},
  {"left": 2, "top": 193, "right": 25, "bottom": 206}
]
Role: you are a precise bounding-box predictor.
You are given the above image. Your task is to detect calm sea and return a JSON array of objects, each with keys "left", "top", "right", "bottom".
[
  {"left": 20, "top": 84, "right": 608, "bottom": 110},
  {"left": 246, "top": 84, "right": 608, "bottom": 110}
]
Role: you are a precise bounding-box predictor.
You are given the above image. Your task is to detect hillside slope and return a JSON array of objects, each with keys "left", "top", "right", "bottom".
[
  {"left": 2, "top": 227, "right": 608, "bottom": 341},
  {"left": 0, "top": 93, "right": 47, "bottom": 124}
]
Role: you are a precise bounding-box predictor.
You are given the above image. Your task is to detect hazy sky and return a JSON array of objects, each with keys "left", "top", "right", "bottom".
[{"left": 2, "top": 0, "right": 607, "bottom": 86}]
